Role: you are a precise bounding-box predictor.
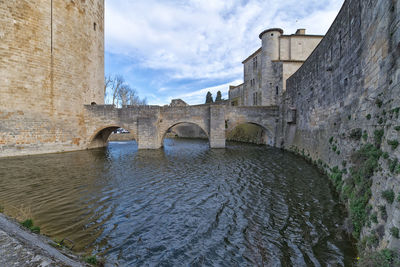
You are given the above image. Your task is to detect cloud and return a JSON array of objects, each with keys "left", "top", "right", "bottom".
[{"left": 105, "top": 0, "right": 344, "bottom": 105}]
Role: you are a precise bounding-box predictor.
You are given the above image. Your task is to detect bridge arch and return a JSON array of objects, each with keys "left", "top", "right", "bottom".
[
  {"left": 159, "top": 121, "right": 209, "bottom": 147},
  {"left": 88, "top": 124, "right": 137, "bottom": 149},
  {"left": 226, "top": 121, "right": 274, "bottom": 146}
]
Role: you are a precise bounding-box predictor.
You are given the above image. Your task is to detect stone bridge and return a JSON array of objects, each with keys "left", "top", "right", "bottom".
[{"left": 84, "top": 104, "right": 279, "bottom": 149}]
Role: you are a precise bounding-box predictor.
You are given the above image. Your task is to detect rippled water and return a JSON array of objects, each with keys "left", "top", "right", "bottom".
[{"left": 0, "top": 139, "right": 356, "bottom": 266}]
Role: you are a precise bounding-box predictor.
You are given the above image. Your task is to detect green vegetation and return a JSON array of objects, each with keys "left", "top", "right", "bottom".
[
  {"left": 332, "top": 145, "right": 337, "bottom": 152},
  {"left": 344, "top": 144, "right": 382, "bottom": 237},
  {"left": 382, "top": 190, "right": 395, "bottom": 204},
  {"left": 329, "top": 136, "right": 334, "bottom": 144},
  {"left": 366, "top": 114, "right": 372, "bottom": 120},
  {"left": 382, "top": 152, "right": 389, "bottom": 159},
  {"left": 387, "top": 140, "right": 399, "bottom": 150},
  {"left": 389, "top": 158, "right": 398, "bottom": 173},
  {"left": 376, "top": 98, "right": 383, "bottom": 108},
  {"left": 350, "top": 128, "right": 362, "bottom": 140},
  {"left": 21, "top": 219, "right": 40, "bottom": 234},
  {"left": 362, "top": 131, "right": 368, "bottom": 141},
  {"left": 342, "top": 160, "right": 347, "bottom": 167},
  {"left": 394, "top": 126, "right": 400, "bottom": 131},
  {"left": 330, "top": 166, "right": 343, "bottom": 191},
  {"left": 379, "top": 205, "right": 387, "bottom": 221},
  {"left": 370, "top": 213, "right": 378, "bottom": 224},
  {"left": 348, "top": 115, "right": 351, "bottom": 120},
  {"left": 378, "top": 117, "right": 384, "bottom": 124},
  {"left": 85, "top": 256, "right": 98, "bottom": 265},
  {"left": 397, "top": 193, "right": 400, "bottom": 202},
  {"left": 391, "top": 227, "right": 399, "bottom": 238},
  {"left": 374, "top": 129, "right": 384, "bottom": 146},
  {"left": 358, "top": 249, "right": 400, "bottom": 267}
]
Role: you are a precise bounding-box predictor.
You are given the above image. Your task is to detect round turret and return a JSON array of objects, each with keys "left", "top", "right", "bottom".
[{"left": 259, "top": 28, "right": 283, "bottom": 61}]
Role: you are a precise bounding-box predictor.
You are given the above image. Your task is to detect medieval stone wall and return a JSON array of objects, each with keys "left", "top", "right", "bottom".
[
  {"left": 282, "top": 0, "right": 400, "bottom": 248},
  {"left": 0, "top": 0, "right": 104, "bottom": 157}
]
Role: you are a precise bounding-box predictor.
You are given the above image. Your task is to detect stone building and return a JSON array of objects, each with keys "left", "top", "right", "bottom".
[
  {"left": 229, "top": 28, "right": 323, "bottom": 106},
  {"left": 228, "top": 84, "right": 244, "bottom": 106},
  {"left": 0, "top": 0, "right": 104, "bottom": 156}
]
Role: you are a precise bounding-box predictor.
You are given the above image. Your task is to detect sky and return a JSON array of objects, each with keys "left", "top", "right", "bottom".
[{"left": 105, "top": 0, "right": 344, "bottom": 105}]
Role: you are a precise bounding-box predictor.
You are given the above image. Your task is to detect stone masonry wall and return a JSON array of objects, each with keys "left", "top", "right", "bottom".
[
  {"left": 0, "top": 0, "right": 104, "bottom": 157},
  {"left": 282, "top": 0, "right": 400, "bottom": 250}
]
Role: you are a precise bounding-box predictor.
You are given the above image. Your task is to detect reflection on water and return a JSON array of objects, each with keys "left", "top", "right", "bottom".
[{"left": 0, "top": 139, "right": 356, "bottom": 266}]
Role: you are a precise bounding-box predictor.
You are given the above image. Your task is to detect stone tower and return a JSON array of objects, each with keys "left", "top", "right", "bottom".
[
  {"left": 0, "top": 0, "right": 104, "bottom": 156},
  {"left": 259, "top": 28, "right": 283, "bottom": 106}
]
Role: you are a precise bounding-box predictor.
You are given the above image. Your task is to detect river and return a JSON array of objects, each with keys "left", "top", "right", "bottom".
[{"left": 0, "top": 139, "right": 356, "bottom": 266}]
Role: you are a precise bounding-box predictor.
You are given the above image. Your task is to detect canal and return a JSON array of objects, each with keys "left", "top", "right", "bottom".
[{"left": 0, "top": 139, "right": 356, "bottom": 266}]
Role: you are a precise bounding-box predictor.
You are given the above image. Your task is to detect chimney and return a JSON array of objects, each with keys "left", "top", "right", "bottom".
[{"left": 295, "top": 29, "right": 306, "bottom": 35}]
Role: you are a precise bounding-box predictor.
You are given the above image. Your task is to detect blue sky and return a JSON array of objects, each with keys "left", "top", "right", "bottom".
[{"left": 105, "top": 0, "right": 344, "bottom": 105}]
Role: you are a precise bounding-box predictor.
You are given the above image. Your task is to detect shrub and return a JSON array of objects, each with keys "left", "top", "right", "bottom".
[
  {"left": 329, "top": 136, "right": 334, "bottom": 144},
  {"left": 382, "top": 190, "right": 395, "bottom": 204},
  {"left": 332, "top": 145, "right": 337, "bottom": 152},
  {"left": 395, "top": 126, "right": 400, "bottom": 131},
  {"left": 350, "top": 128, "right": 362, "bottom": 140},
  {"left": 376, "top": 98, "right": 383, "bottom": 108},
  {"left": 389, "top": 158, "right": 398, "bottom": 173},
  {"left": 362, "top": 131, "right": 368, "bottom": 141},
  {"left": 371, "top": 213, "right": 378, "bottom": 223},
  {"left": 391, "top": 227, "right": 399, "bottom": 238},
  {"left": 366, "top": 114, "right": 371, "bottom": 120},
  {"left": 374, "top": 129, "right": 384, "bottom": 145},
  {"left": 382, "top": 152, "right": 389, "bottom": 159},
  {"left": 357, "top": 249, "right": 400, "bottom": 267},
  {"left": 85, "top": 256, "right": 97, "bottom": 265},
  {"left": 379, "top": 205, "right": 387, "bottom": 221},
  {"left": 21, "top": 219, "right": 33, "bottom": 229},
  {"left": 387, "top": 140, "right": 399, "bottom": 150}
]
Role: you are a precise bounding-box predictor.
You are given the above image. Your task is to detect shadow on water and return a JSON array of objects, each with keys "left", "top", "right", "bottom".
[{"left": 0, "top": 139, "right": 357, "bottom": 266}]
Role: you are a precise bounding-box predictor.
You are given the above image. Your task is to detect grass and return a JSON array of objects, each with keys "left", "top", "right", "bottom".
[
  {"left": 382, "top": 190, "right": 395, "bottom": 204},
  {"left": 21, "top": 219, "right": 40, "bottom": 234}
]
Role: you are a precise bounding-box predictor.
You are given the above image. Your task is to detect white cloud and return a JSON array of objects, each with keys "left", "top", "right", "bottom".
[{"left": 105, "top": 0, "right": 344, "bottom": 104}]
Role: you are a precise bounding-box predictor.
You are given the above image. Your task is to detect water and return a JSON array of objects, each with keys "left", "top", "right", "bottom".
[{"left": 0, "top": 139, "right": 356, "bottom": 266}]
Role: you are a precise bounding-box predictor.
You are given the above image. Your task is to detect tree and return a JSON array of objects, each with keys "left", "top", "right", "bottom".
[
  {"left": 205, "top": 91, "right": 213, "bottom": 104},
  {"left": 118, "top": 84, "right": 131, "bottom": 106},
  {"left": 215, "top": 91, "right": 222, "bottom": 102}
]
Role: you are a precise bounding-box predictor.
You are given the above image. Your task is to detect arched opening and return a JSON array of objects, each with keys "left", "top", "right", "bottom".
[
  {"left": 162, "top": 122, "right": 209, "bottom": 148},
  {"left": 91, "top": 102, "right": 97, "bottom": 105},
  {"left": 226, "top": 122, "right": 271, "bottom": 145},
  {"left": 89, "top": 126, "right": 136, "bottom": 149}
]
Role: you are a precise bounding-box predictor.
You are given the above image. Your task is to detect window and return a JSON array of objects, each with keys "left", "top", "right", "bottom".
[
  {"left": 252, "top": 57, "right": 258, "bottom": 70},
  {"left": 252, "top": 92, "right": 262, "bottom": 106},
  {"left": 276, "top": 86, "right": 279, "bottom": 95},
  {"left": 94, "top": 22, "right": 97, "bottom": 31}
]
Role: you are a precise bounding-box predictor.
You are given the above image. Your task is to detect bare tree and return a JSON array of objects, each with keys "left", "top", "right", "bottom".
[
  {"left": 104, "top": 75, "right": 113, "bottom": 97},
  {"left": 104, "top": 74, "right": 147, "bottom": 107},
  {"left": 118, "top": 83, "right": 131, "bottom": 107}
]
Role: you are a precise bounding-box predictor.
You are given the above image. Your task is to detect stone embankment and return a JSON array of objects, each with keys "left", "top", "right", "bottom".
[{"left": 0, "top": 214, "right": 84, "bottom": 267}]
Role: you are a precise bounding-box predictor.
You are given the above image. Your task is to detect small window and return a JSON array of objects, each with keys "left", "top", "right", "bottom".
[
  {"left": 91, "top": 102, "right": 97, "bottom": 105},
  {"left": 271, "top": 33, "right": 274, "bottom": 36},
  {"left": 94, "top": 22, "right": 97, "bottom": 31},
  {"left": 276, "top": 86, "right": 279, "bottom": 95}
]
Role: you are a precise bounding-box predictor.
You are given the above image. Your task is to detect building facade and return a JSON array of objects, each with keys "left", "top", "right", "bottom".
[{"left": 229, "top": 28, "right": 323, "bottom": 106}]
